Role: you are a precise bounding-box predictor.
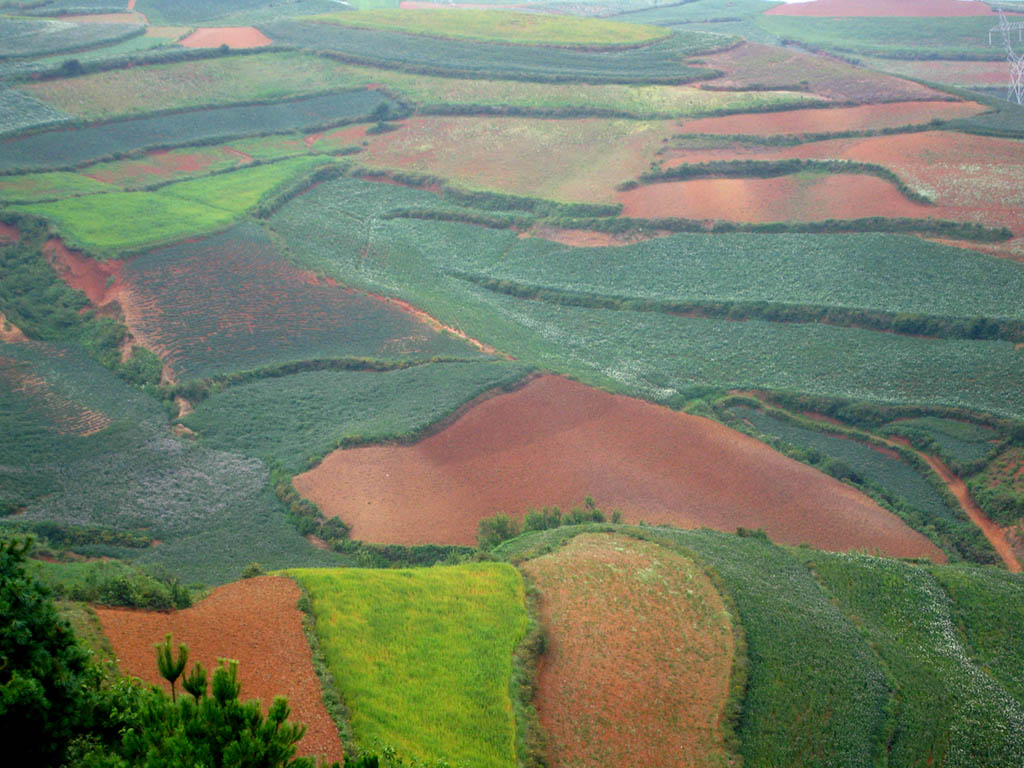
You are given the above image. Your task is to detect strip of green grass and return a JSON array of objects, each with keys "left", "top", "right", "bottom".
[
  {"left": 309, "top": 9, "right": 670, "bottom": 47},
  {"left": 289, "top": 564, "right": 527, "bottom": 768}
]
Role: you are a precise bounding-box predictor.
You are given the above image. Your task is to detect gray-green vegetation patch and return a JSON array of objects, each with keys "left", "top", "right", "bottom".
[
  {"left": 138, "top": 0, "right": 340, "bottom": 25},
  {"left": 183, "top": 361, "right": 532, "bottom": 473},
  {"left": 0, "top": 87, "right": 71, "bottom": 137},
  {"left": 0, "top": 89, "right": 398, "bottom": 172},
  {"left": 0, "top": 17, "right": 143, "bottom": 59},
  {"left": 885, "top": 417, "right": 1000, "bottom": 469},
  {"left": 260, "top": 20, "right": 730, "bottom": 84}
]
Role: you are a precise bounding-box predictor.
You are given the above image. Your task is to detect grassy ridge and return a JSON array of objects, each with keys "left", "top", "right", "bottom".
[
  {"left": 309, "top": 9, "right": 670, "bottom": 47},
  {"left": 290, "top": 564, "right": 527, "bottom": 768}
]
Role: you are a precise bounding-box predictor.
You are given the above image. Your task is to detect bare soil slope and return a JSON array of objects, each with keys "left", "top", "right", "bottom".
[
  {"left": 95, "top": 575, "right": 343, "bottom": 764},
  {"left": 295, "top": 375, "right": 944, "bottom": 560},
  {"left": 523, "top": 533, "right": 735, "bottom": 768}
]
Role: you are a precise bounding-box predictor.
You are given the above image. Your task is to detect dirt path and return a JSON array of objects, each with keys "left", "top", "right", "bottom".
[
  {"left": 885, "top": 436, "right": 1022, "bottom": 573},
  {"left": 365, "top": 291, "right": 508, "bottom": 358}
]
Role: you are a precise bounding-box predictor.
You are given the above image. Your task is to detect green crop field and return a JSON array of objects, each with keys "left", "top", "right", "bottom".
[
  {"left": 261, "top": 20, "right": 730, "bottom": 84},
  {"left": 756, "top": 16, "right": 1003, "bottom": 60},
  {"left": 0, "top": 340, "right": 344, "bottom": 584},
  {"left": 884, "top": 416, "right": 1000, "bottom": 470},
  {"left": 137, "top": 0, "right": 341, "bottom": 25},
  {"left": 0, "top": 89, "right": 398, "bottom": 173},
  {"left": 289, "top": 563, "right": 527, "bottom": 768},
  {"left": 0, "top": 88, "right": 71, "bottom": 137},
  {"left": 19, "top": 53, "right": 369, "bottom": 121},
  {"left": 309, "top": 9, "right": 670, "bottom": 47},
  {"left": 119, "top": 221, "right": 482, "bottom": 381},
  {"left": 183, "top": 360, "right": 531, "bottom": 473},
  {"left": 805, "top": 552, "right": 1024, "bottom": 766},
  {"left": 0, "top": 17, "right": 143, "bottom": 59}
]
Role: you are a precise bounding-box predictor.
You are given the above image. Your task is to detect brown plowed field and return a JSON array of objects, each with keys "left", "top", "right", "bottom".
[
  {"left": 659, "top": 131, "right": 1024, "bottom": 232},
  {"left": 95, "top": 576, "right": 343, "bottom": 764},
  {"left": 692, "top": 42, "right": 948, "bottom": 103},
  {"left": 678, "top": 100, "right": 985, "bottom": 136},
  {"left": 295, "top": 375, "right": 944, "bottom": 560},
  {"left": 617, "top": 174, "right": 933, "bottom": 222},
  {"left": 179, "top": 27, "right": 272, "bottom": 49},
  {"left": 766, "top": 0, "right": 997, "bottom": 16},
  {"left": 522, "top": 533, "right": 735, "bottom": 768},
  {"left": 861, "top": 58, "right": 1010, "bottom": 87}
]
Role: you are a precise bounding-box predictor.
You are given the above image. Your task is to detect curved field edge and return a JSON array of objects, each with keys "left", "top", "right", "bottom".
[
  {"left": 520, "top": 532, "right": 739, "bottom": 768},
  {"left": 287, "top": 563, "right": 527, "bottom": 768}
]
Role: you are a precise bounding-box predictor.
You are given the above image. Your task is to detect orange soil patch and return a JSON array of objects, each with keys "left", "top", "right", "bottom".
[
  {"left": 360, "top": 116, "right": 675, "bottom": 203},
  {"left": 0, "top": 312, "right": 27, "bottom": 343},
  {"left": 44, "top": 238, "right": 123, "bottom": 306},
  {"left": 659, "top": 131, "right": 1024, "bottom": 232},
  {"left": 179, "top": 27, "right": 272, "bottom": 49},
  {"left": 766, "top": 0, "right": 997, "bottom": 16},
  {"left": 693, "top": 42, "right": 949, "bottom": 103},
  {"left": 295, "top": 375, "right": 944, "bottom": 559},
  {"left": 84, "top": 149, "right": 224, "bottom": 185},
  {"left": 678, "top": 100, "right": 986, "bottom": 136},
  {"left": 0, "top": 222, "right": 20, "bottom": 243},
  {"left": 95, "top": 576, "right": 343, "bottom": 764},
  {"left": 523, "top": 533, "right": 735, "bottom": 768},
  {"left": 618, "top": 173, "right": 933, "bottom": 222},
  {"left": 0, "top": 358, "right": 111, "bottom": 436},
  {"left": 522, "top": 225, "right": 634, "bottom": 248}
]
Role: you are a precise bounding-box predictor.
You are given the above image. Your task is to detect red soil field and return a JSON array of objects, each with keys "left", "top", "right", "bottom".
[
  {"left": 0, "top": 222, "right": 20, "bottom": 243},
  {"left": 765, "top": 0, "right": 997, "bottom": 16},
  {"left": 868, "top": 59, "right": 1011, "bottom": 86},
  {"left": 295, "top": 375, "right": 944, "bottom": 559},
  {"left": 523, "top": 533, "right": 735, "bottom": 768},
  {"left": 95, "top": 576, "right": 343, "bottom": 764},
  {"left": 179, "top": 27, "right": 272, "bottom": 49},
  {"left": 678, "top": 100, "right": 985, "bottom": 135},
  {"left": 84, "top": 150, "right": 225, "bottom": 185},
  {"left": 0, "top": 312, "right": 27, "bottom": 343},
  {"left": 617, "top": 173, "right": 934, "bottom": 222},
  {"left": 693, "top": 42, "right": 949, "bottom": 103}
]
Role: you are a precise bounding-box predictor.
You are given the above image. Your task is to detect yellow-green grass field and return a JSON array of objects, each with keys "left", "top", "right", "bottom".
[
  {"left": 17, "top": 53, "right": 362, "bottom": 120},
  {"left": 360, "top": 115, "right": 677, "bottom": 202},
  {"left": 289, "top": 564, "right": 527, "bottom": 768},
  {"left": 15, "top": 156, "right": 331, "bottom": 255},
  {"left": 308, "top": 9, "right": 670, "bottom": 48}
]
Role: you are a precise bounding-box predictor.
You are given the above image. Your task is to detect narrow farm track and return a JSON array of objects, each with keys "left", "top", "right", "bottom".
[
  {"left": 95, "top": 576, "right": 344, "bottom": 764},
  {"left": 523, "top": 533, "right": 735, "bottom": 768},
  {"left": 296, "top": 375, "right": 944, "bottom": 560},
  {"left": 884, "top": 436, "right": 1023, "bottom": 573}
]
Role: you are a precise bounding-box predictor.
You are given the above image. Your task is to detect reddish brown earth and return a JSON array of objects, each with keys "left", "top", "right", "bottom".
[
  {"left": 617, "top": 174, "right": 933, "bottom": 222},
  {"left": 95, "top": 576, "right": 343, "bottom": 764},
  {"left": 0, "top": 222, "right": 20, "bottom": 243},
  {"left": 43, "top": 239, "right": 123, "bottom": 306},
  {"left": 766, "top": 0, "right": 997, "bottom": 16},
  {"left": 179, "top": 27, "right": 272, "bottom": 49},
  {"left": 84, "top": 149, "right": 223, "bottom": 185},
  {"left": 295, "top": 375, "right": 944, "bottom": 559},
  {"left": 0, "top": 312, "right": 27, "bottom": 343},
  {"left": 522, "top": 226, "right": 635, "bottom": 248},
  {"left": 692, "top": 42, "right": 949, "bottom": 103},
  {"left": 678, "top": 100, "right": 985, "bottom": 136},
  {"left": 523, "top": 533, "right": 735, "bottom": 768}
]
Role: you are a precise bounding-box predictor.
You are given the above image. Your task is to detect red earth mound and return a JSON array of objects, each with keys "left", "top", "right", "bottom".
[
  {"left": 678, "top": 100, "right": 985, "bottom": 135},
  {"left": 43, "top": 238, "right": 123, "bottom": 306},
  {"left": 179, "top": 27, "right": 272, "bottom": 49},
  {"left": 617, "top": 174, "right": 933, "bottom": 222},
  {"left": 0, "top": 312, "right": 27, "bottom": 343},
  {"left": 524, "top": 533, "right": 735, "bottom": 768},
  {"left": 0, "top": 222, "right": 20, "bottom": 243},
  {"left": 294, "top": 375, "right": 945, "bottom": 560},
  {"left": 766, "top": 0, "right": 997, "bottom": 16},
  {"left": 95, "top": 576, "right": 343, "bottom": 764}
]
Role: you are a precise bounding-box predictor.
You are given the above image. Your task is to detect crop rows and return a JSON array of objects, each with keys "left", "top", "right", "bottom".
[
  {"left": 260, "top": 20, "right": 728, "bottom": 84},
  {"left": 183, "top": 360, "right": 531, "bottom": 473},
  {"left": 120, "top": 221, "right": 480, "bottom": 381},
  {"left": 0, "top": 88, "right": 71, "bottom": 137},
  {"left": 884, "top": 416, "right": 999, "bottom": 469},
  {"left": 0, "top": 89, "right": 398, "bottom": 172},
  {"left": 290, "top": 564, "right": 526, "bottom": 768},
  {"left": 0, "top": 17, "right": 142, "bottom": 59}
]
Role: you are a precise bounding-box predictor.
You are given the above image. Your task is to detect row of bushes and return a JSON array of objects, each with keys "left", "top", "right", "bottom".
[
  {"left": 546, "top": 213, "right": 1013, "bottom": 242},
  {"left": 463, "top": 275, "right": 1024, "bottom": 343},
  {"left": 477, "top": 497, "right": 621, "bottom": 550},
  {"left": 631, "top": 158, "right": 933, "bottom": 204},
  {"left": 667, "top": 119, "right": 948, "bottom": 149},
  {"left": 0, "top": 520, "right": 151, "bottom": 549}
]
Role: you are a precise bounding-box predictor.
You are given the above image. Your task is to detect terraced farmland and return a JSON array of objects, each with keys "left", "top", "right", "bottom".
[
  {"left": 290, "top": 563, "right": 527, "bottom": 768},
  {"left": 522, "top": 533, "right": 736, "bottom": 768}
]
